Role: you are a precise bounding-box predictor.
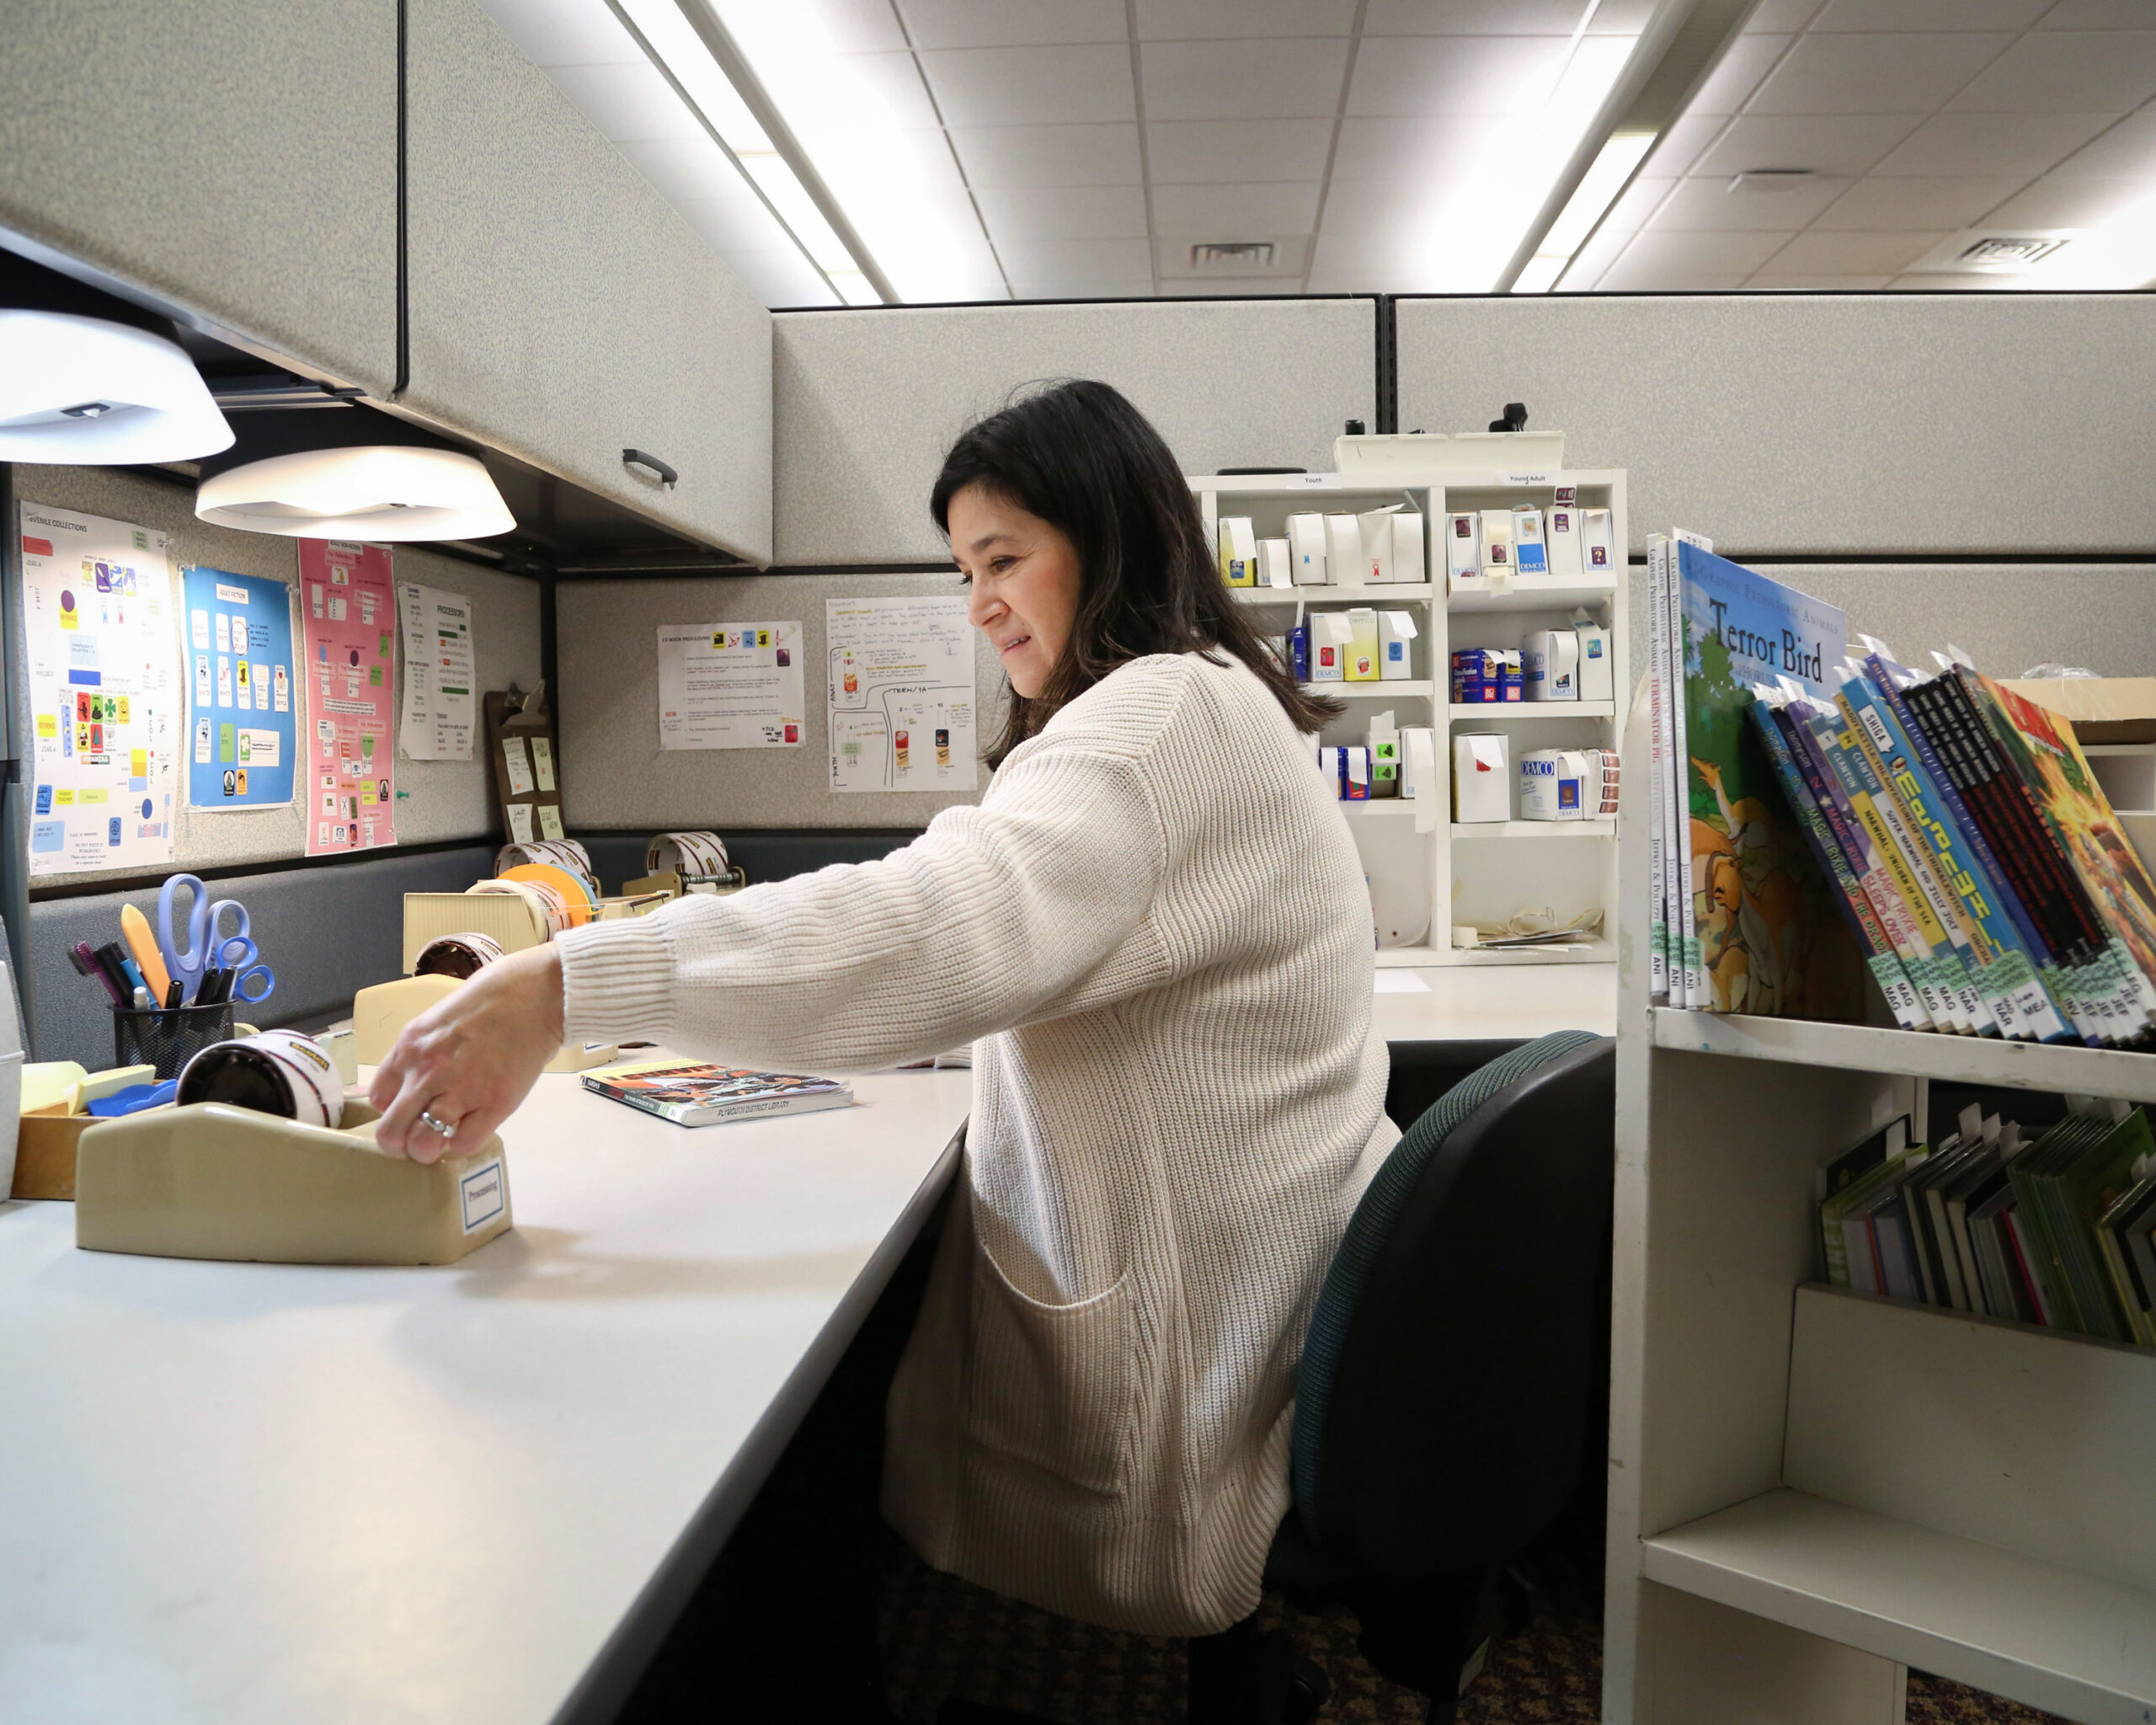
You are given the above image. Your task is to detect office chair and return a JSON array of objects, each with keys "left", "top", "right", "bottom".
[{"left": 1191, "top": 1029, "right": 1616, "bottom": 1725}]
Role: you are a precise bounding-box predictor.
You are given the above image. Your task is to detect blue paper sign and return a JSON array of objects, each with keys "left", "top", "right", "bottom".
[{"left": 182, "top": 567, "right": 297, "bottom": 809}]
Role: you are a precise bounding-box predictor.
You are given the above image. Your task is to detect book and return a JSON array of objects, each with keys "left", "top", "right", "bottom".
[
  {"left": 1673, "top": 541, "right": 1865, "bottom": 1019},
  {"left": 1816, "top": 1115, "right": 1907, "bottom": 1283},
  {"left": 1646, "top": 535, "right": 1672, "bottom": 1001},
  {"left": 579, "top": 1060, "right": 854, "bottom": 1126}
]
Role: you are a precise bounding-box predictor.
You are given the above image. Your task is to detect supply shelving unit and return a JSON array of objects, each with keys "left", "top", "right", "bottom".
[
  {"left": 1606, "top": 695, "right": 2156, "bottom": 1725},
  {"left": 1195, "top": 467, "right": 1625, "bottom": 967}
]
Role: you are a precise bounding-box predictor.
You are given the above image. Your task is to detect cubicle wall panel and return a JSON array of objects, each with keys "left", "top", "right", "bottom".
[
  {"left": 1620, "top": 560, "right": 2156, "bottom": 693},
  {"left": 13, "top": 467, "right": 541, "bottom": 886},
  {"left": 0, "top": 0, "right": 398, "bottom": 395},
  {"left": 28, "top": 843, "right": 497, "bottom": 1067},
  {"left": 773, "top": 300, "right": 1377, "bottom": 565},
  {"left": 403, "top": 0, "right": 773, "bottom": 564},
  {"left": 558, "top": 574, "right": 1001, "bottom": 832},
  {"left": 1398, "top": 296, "right": 2156, "bottom": 558}
]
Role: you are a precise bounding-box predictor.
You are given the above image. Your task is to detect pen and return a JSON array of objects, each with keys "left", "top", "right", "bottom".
[
  {"left": 164, "top": 980, "right": 184, "bottom": 1009},
  {"left": 71, "top": 943, "right": 127, "bottom": 1007},
  {"left": 90, "top": 943, "right": 136, "bottom": 1005},
  {"left": 132, "top": 985, "right": 154, "bottom": 1009}
]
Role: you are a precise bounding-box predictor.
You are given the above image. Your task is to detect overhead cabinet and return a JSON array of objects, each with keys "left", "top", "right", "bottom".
[
  {"left": 402, "top": 0, "right": 773, "bottom": 566},
  {"left": 0, "top": 0, "right": 400, "bottom": 395}
]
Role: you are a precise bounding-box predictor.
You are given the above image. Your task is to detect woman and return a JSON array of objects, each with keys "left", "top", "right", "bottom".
[{"left": 373, "top": 380, "right": 1394, "bottom": 1657}]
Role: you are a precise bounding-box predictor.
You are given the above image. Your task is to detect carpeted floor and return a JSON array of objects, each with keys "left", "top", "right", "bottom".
[{"left": 877, "top": 1536, "right": 2071, "bottom": 1725}]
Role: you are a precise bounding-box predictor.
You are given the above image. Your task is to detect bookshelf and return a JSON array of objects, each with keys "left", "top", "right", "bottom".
[
  {"left": 1608, "top": 692, "right": 2156, "bottom": 1725},
  {"left": 1193, "top": 467, "right": 1626, "bottom": 969}
]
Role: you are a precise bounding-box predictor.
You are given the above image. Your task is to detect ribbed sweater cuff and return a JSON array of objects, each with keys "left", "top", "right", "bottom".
[{"left": 557, "top": 913, "right": 679, "bottom": 1044}]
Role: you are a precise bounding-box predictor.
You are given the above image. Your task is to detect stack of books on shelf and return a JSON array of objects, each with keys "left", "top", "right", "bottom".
[
  {"left": 1820, "top": 1103, "right": 2156, "bottom": 1348},
  {"left": 1648, "top": 531, "right": 2156, "bottom": 1043}
]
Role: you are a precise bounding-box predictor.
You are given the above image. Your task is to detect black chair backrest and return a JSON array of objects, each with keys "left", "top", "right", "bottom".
[{"left": 1292, "top": 1031, "right": 1616, "bottom": 1579}]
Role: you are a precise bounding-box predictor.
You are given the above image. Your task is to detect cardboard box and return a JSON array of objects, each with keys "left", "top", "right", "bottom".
[
  {"left": 2000, "top": 676, "right": 2156, "bottom": 745},
  {"left": 1546, "top": 501, "right": 1585, "bottom": 579},
  {"left": 1500, "top": 649, "right": 1524, "bottom": 701},
  {"left": 1518, "top": 747, "right": 1588, "bottom": 820},
  {"left": 1324, "top": 515, "right": 1361, "bottom": 587},
  {"left": 12, "top": 1107, "right": 100, "bottom": 1200},
  {"left": 1218, "top": 516, "right": 1257, "bottom": 587},
  {"left": 1581, "top": 507, "right": 1614, "bottom": 574},
  {"left": 1401, "top": 726, "right": 1438, "bottom": 806},
  {"left": 1344, "top": 607, "right": 1380, "bottom": 681},
  {"left": 1575, "top": 617, "right": 1613, "bottom": 701},
  {"left": 1358, "top": 505, "right": 1401, "bottom": 583},
  {"left": 1512, "top": 507, "right": 1549, "bottom": 577},
  {"left": 1478, "top": 510, "right": 1513, "bottom": 585},
  {"left": 1367, "top": 716, "right": 1401, "bottom": 798},
  {"left": 1379, "top": 610, "right": 1418, "bottom": 681},
  {"left": 1453, "top": 733, "right": 1510, "bottom": 822},
  {"left": 1524, "top": 628, "right": 1580, "bottom": 701},
  {"left": 1288, "top": 512, "right": 1329, "bottom": 585},
  {"left": 1451, "top": 649, "right": 1502, "bottom": 703},
  {"left": 1392, "top": 510, "right": 1425, "bottom": 586},
  {"left": 1310, "top": 611, "right": 1353, "bottom": 682},
  {"left": 1257, "top": 537, "right": 1294, "bottom": 589},
  {"left": 1445, "top": 511, "right": 1481, "bottom": 592},
  {"left": 1330, "top": 745, "right": 1370, "bottom": 800}
]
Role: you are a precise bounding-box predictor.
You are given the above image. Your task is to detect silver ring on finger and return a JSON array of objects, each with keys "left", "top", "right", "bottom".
[{"left": 418, "top": 1108, "right": 456, "bottom": 1140}]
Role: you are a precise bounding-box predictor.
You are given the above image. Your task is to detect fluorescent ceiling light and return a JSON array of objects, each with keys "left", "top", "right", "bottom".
[
  {"left": 2009, "top": 190, "right": 2156, "bottom": 291},
  {"left": 1517, "top": 130, "right": 1656, "bottom": 294},
  {"left": 0, "top": 309, "right": 233, "bottom": 463},
  {"left": 196, "top": 447, "right": 515, "bottom": 542}
]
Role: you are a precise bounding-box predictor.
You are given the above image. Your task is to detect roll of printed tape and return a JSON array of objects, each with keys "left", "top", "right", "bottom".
[
  {"left": 468, "top": 875, "right": 570, "bottom": 938},
  {"left": 496, "top": 840, "right": 597, "bottom": 895},
  {"left": 499, "top": 862, "right": 597, "bottom": 927},
  {"left": 178, "top": 1030, "right": 345, "bottom": 1130},
  {"left": 414, "top": 931, "right": 507, "bottom": 980},
  {"left": 646, "top": 830, "right": 729, "bottom": 880}
]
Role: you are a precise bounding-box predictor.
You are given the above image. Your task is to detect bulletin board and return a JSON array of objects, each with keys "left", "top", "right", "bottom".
[{"left": 483, "top": 688, "right": 564, "bottom": 845}]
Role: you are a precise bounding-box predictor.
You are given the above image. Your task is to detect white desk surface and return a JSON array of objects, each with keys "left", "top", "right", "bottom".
[
  {"left": 1370, "top": 963, "right": 1617, "bottom": 1044},
  {"left": 0, "top": 1065, "right": 974, "bottom": 1725}
]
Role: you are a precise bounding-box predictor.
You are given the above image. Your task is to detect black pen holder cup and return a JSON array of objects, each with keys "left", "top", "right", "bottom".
[{"left": 112, "top": 1001, "right": 236, "bottom": 1079}]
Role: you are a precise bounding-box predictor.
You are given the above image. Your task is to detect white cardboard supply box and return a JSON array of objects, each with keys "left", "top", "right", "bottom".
[{"left": 1453, "top": 732, "right": 1510, "bottom": 823}]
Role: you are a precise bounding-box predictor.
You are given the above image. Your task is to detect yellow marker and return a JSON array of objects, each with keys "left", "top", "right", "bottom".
[{"left": 120, "top": 903, "right": 173, "bottom": 1000}]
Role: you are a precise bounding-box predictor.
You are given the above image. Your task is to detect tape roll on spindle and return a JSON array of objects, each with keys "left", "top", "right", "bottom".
[
  {"left": 177, "top": 1030, "right": 344, "bottom": 1130},
  {"left": 414, "top": 932, "right": 506, "bottom": 980},
  {"left": 467, "top": 876, "right": 570, "bottom": 938},
  {"left": 495, "top": 840, "right": 596, "bottom": 895},
  {"left": 499, "top": 862, "right": 596, "bottom": 926},
  {"left": 646, "top": 830, "right": 729, "bottom": 879}
]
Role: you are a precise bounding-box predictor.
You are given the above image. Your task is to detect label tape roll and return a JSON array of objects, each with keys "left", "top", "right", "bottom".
[
  {"left": 468, "top": 876, "right": 570, "bottom": 938},
  {"left": 496, "top": 840, "right": 596, "bottom": 893},
  {"left": 646, "top": 830, "right": 729, "bottom": 880},
  {"left": 499, "top": 862, "right": 596, "bottom": 926},
  {"left": 178, "top": 1030, "right": 344, "bottom": 1130},
  {"left": 414, "top": 932, "right": 507, "bottom": 980}
]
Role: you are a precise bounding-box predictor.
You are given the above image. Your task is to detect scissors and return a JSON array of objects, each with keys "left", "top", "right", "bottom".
[{"left": 157, "top": 874, "right": 276, "bottom": 1005}]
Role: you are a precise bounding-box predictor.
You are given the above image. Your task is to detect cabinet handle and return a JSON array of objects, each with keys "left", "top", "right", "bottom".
[{"left": 623, "top": 448, "right": 678, "bottom": 491}]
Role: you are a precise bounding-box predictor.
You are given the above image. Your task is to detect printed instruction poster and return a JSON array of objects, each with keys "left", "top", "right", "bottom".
[
  {"left": 826, "top": 595, "right": 977, "bottom": 793},
  {"left": 657, "top": 621, "right": 804, "bottom": 750},
  {"left": 398, "top": 580, "right": 476, "bottom": 760},
  {"left": 18, "top": 503, "right": 180, "bottom": 874},
  {"left": 299, "top": 539, "right": 398, "bottom": 854},
  {"left": 183, "top": 566, "right": 297, "bottom": 813}
]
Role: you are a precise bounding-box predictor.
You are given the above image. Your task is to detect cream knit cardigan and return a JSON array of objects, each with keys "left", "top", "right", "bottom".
[{"left": 557, "top": 650, "right": 1390, "bottom": 1637}]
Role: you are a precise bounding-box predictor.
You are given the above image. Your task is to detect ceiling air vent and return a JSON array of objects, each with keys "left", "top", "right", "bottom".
[
  {"left": 1957, "top": 235, "right": 2068, "bottom": 269},
  {"left": 1188, "top": 242, "right": 1275, "bottom": 270}
]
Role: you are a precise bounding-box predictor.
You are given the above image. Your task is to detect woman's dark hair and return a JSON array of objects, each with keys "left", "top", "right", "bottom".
[{"left": 931, "top": 379, "right": 1344, "bottom": 767}]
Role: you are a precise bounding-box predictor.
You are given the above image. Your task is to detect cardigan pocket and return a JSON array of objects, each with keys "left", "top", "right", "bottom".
[{"left": 966, "top": 1242, "right": 1136, "bottom": 1498}]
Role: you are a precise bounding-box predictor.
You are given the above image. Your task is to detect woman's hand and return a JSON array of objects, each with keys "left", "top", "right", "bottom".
[{"left": 370, "top": 943, "right": 566, "bottom": 1163}]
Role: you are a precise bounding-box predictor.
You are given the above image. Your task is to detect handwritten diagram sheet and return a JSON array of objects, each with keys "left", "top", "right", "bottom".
[
  {"left": 18, "top": 503, "right": 180, "bottom": 874},
  {"left": 657, "top": 621, "right": 804, "bottom": 750},
  {"left": 398, "top": 581, "right": 475, "bottom": 760},
  {"left": 825, "top": 596, "right": 976, "bottom": 793}
]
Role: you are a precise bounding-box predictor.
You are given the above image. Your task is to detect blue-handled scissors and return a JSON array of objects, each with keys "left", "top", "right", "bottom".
[{"left": 157, "top": 874, "right": 275, "bottom": 1004}]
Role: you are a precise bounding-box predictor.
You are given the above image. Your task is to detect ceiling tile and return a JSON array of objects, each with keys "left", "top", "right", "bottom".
[
  {"left": 1140, "top": 38, "right": 1351, "bottom": 121},
  {"left": 1599, "top": 227, "right": 1796, "bottom": 280},
  {"left": 1555, "top": 213, "right": 1637, "bottom": 287},
  {"left": 1320, "top": 176, "right": 1473, "bottom": 236},
  {"left": 834, "top": 51, "right": 943, "bottom": 131},
  {"left": 1329, "top": 114, "right": 1507, "bottom": 179},
  {"left": 1596, "top": 261, "right": 1752, "bottom": 291},
  {"left": 1146, "top": 118, "right": 1337, "bottom": 182},
  {"left": 1347, "top": 35, "right": 1571, "bottom": 117},
  {"left": 896, "top": 0, "right": 1126, "bottom": 50},
  {"left": 1009, "top": 279, "right": 1158, "bottom": 298},
  {"left": 1156, "top": 277, "right": 1302, "bottom": 296},
  {"left": 1305, "top": 232, "right": 1438, "bottom": 291},
  {"left": 2037, "top": 0, "right": 2156, "bottom": 23},
  {"left": 1810, "top": 0, "right": 2050, "bottom": 28},
  {"left": 1151, "top": 180, "right": 1324, "bottom": 232},
  {"left": 1744, "top": 0, "right": 1826, "bottom": 28},
  {"left": 1641, "top": 114, "right": 1729, "bottom": 179},
  {"left": 947, "top": 123, "right": 1145, "bottom": 187},
  {"left": 973, "top": 183, "right": 1150, "bottom": 239},
  {"left": 1747, "top": 32, "right": 2014, "bottom": 115},
  {"left": 2052, "top": 109, "right": 2156, "bottom": 177},
  {"left": 918, "top": 44, "right": 1136, "bottom": 126},
  {"left": 808, "top": 0, "right": 915, "bottom": 53},
  {"left": 476, "top": 0, "right": 640, "bottom": 67},
  {"left": 1684, "top": 32, "right": 1792, "bottom": 115},
  {"left": 1883, "top": 271, "right": 1999, "bottom": 290},
  {"left": 1811, "top": 175, "right": 2021, "bottom": 229},
  {"left": 1588, "top": 0, "right": 1660, "bottom": 31},
  {"left": 996, "top": 237, "right": 1155, "bottom": 282},
  {"left": 1135, "top": 0, "right": 1360, "bottom": 37},
  {"left": 1871, "top": 109, "right": 2116, "bottom": 177},
  {"left": 1980, "top": 174, "right": 2156, "bottom": 229},
  {"left": 1363, "top": 0, "right": 1587, "bottom": 32},
  {"left": 1599, "top": 174, "right": 1675, "bottom": 232},
  {"left": 1947, "top": 31, "right": 2156, "bottom": 114},
  {"left": 1760, "top": 228, "right": 1949, "bottom": 273},
  {"left": 1744, "top": 274, "right": 1893, "bottom": 289},
  {"left": 1691, "top": 112, "right": 1926, "bottom": 178},
  {"left": 543, "top": 61, "right": 702, "bottom": 141},
  {"left": 612, "top": 136, "right": 755, "bottom": 206},
  {"left": 1646, "top": 174, "right": 1850, "bottom": 229}
]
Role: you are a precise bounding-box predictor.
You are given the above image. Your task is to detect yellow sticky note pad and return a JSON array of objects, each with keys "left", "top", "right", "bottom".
[
  {"left": 54, "top": 788, "right": 74, "bottom": 805},
  {"left": 82, "top": 788, "right": 108, "bottom": 804},
  {"left": 35, "top": 714, "right": 55, "bottom": 739},
  {"left": 131, "top": 749, "right": 147, "bottom": 776}
]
